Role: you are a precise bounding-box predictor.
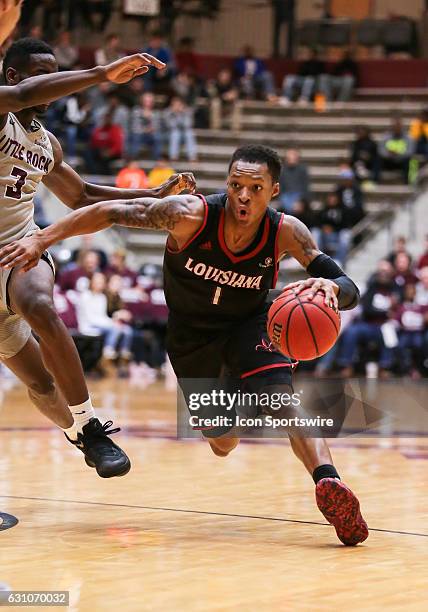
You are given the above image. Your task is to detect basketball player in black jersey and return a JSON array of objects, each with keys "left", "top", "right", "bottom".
[{"left": 0, "top": 145, "right": 369, "bottom": 545}]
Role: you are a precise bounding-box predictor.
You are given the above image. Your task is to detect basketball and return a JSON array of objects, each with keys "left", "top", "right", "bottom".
[{"left": 267, "top": 289, "right": 341, "bottom": 360}]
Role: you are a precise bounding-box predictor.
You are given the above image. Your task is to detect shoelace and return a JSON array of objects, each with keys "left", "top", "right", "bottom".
[{"left": 98, "top": 420, "right": 121, "bottom": 437}]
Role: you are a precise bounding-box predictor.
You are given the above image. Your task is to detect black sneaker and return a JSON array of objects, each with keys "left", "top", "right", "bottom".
[{"left": 65, "top": 418, "right": 131, "bottom": 478}]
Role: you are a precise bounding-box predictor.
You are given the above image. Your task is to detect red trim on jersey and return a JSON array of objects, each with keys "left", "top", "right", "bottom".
[
  {"left": 218, "top": 208, "right": 270, "bottom": 264},
  {"left": 166, "top": 193, "right": 208, "bottom": 254},
  {"left": 240, "top": 362, "right": 295, "bottom": 379},
  {"left": 272, "top": 212, "right": 285, "bottom": 288}
]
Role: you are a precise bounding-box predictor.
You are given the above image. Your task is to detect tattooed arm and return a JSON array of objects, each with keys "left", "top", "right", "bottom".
[
  {"left": 0, "top": 194, "right": 205, "bottom": 272},
  {"left": 278, "top": 215, "right": 321, "bottom": 267},
  {"left": 277, "top": 215, "right": 340, "bottom": 310}
]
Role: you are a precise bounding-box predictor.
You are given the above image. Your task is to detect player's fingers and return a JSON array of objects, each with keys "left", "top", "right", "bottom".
[
  {"left": 0, "top": 248, "right": 22, "bottom": 267},
  {"left": 307, "top": 279, "right": 322, "bottom": 300},
  {"left": 139, "top": 53, "right": 166, "bottom": 69},
  {"left": 4, "top": 253, "right": 27, "bottom": 269},
  {"left": 133, "top": 66, "right": 149, "bottom": 76}
]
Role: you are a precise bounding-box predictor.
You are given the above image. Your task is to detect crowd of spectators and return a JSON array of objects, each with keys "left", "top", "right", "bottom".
[
  {"left": 52, "top": 247, "right": 167, "bottom": 381},
  {"left": 314, "top": 236, "right": 428, "bottom": 379}
]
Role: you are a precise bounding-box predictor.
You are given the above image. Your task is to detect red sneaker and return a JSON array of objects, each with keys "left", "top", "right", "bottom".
[{"left": 316, "top": 478, "right": 369, "bottom": 546}]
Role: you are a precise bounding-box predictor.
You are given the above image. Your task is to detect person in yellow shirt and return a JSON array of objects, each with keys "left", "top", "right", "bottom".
[
  {"left": 116, "top": 159, "right": 149, "bottom": 189},
  {"left": 148, "top": 155, "right": 176, "bottom": 188},
  {"left": 409, "top": 109, "right": 428, "bottom": 158}
]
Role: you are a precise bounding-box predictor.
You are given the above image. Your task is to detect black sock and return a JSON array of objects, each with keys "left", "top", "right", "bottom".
[{"left": 312, "top": 464, "right": 340, "bottom": 484}]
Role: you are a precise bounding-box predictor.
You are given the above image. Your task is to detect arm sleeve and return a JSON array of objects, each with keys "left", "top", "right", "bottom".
[{"left": 306, "top": 253, "right": 360, "bottom": 310}]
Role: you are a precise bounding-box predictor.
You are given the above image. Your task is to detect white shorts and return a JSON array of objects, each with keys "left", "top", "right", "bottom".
[{"left": 0, "top": 252, "right": 55, "bottom": 361}]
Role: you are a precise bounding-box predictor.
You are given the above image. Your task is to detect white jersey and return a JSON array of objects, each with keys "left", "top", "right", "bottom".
[{"left": 0, "top": 112, "right": 54, "bottom": 246}]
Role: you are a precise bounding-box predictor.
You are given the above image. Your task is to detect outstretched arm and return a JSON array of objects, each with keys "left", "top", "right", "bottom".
[
  {"left": 0, "top": 53, "right": 164, "bottom": 118},
  {"left": 0, "top": 194, "right": 204, "bottom": 272},
  {"left": 43, "top": 132, "right": 196, "bottom": 207}
]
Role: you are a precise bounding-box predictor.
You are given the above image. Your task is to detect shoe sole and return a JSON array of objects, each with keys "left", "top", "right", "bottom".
[
  {"left": 85, "top": 456, "right": 131, "bottom": 478},
  {"left": 316, "top": 478, "right": 369, "bottom": 546}
]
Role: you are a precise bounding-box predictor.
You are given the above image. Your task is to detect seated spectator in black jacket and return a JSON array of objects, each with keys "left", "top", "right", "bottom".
[
  {"left": 208, "top": 68, "right": 241, "bottom": 131},
  {"left": 335, "top": 168, "right": 365, "bottom": 227},
  {"left": 311, "top": 192, "right": 350, "bottom": 265},
  {"left": 280, "top": 48, "right": 325, "bottom": 105},
  {"left": 318, "top": 50, "right": 358, "bottom": 102},
  {"left": 351, "top": 126, "right": 380, "bottom": 184},
  {"left": 380, "top": 118, "right": 414, "bottom": 184},
  {"left": 337, "top": 260, "right": 401, "bottom": 375}
]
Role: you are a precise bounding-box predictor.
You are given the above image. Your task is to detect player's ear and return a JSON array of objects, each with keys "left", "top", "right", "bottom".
[
  {"left": 271, "top": 182, "right": 280, "bottom": 199},
  {"left": 5, "top": 67, "right": 19, "bottom": 85}
]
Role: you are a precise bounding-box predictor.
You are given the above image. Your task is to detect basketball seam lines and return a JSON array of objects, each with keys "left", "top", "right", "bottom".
[
  {"left": 295, "top": 293, "right": 319, "bottom": 356},
  {"left": 299, "top": 300, "right": 340, "bottom": 335}
]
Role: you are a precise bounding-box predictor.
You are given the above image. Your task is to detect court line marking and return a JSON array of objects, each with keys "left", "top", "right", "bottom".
[{"left": 1, "top": 495, "right": 426, "bottom": 539}]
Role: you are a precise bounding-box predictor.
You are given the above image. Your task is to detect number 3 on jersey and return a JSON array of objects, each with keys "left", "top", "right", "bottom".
[
  {"left": 212, "top": 286, "right": 222, "bottom": 305},
  {"left": 5, "top": 167, "right": 28, "bottom": 200}
]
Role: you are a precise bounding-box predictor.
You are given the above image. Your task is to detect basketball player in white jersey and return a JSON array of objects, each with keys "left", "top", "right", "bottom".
[{"left": 0, "top": 36, "right": 195, "bottom": 477}]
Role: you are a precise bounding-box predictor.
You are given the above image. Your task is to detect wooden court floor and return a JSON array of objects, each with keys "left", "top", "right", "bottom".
[{"left": 0, "top": 375, "right": 427, "bottom": 611}]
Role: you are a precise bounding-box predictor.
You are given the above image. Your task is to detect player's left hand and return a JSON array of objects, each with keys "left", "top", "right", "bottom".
[
  {"left": 283, "top": 277, "right": 339, "bottom": 312},
  {"left": 157, "top": 172, "right": 197, "bottom": 197},
  {"left": 0, "top": 235, "right": 44, "bottom": 273}
]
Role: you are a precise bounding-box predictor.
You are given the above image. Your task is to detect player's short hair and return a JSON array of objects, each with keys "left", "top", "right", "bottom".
[
  {"left": 2, "top": 38, "right": 55, "bottom": 80},
  {"left": 228, "top": 145, "right": 282, "bottom": 183}
]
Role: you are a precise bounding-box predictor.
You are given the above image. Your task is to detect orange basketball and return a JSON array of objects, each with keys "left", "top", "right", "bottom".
[{"left": 267, "top": 289, "right": 341, "bottom": 361}]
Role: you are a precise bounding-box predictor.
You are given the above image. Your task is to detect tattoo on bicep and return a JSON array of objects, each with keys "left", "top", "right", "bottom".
[
  {"left": 108, "top": 199, "right": 187, "bottom": 230},
  {"left": 290, "top": 218, "right": 318, "bottom": 266}
]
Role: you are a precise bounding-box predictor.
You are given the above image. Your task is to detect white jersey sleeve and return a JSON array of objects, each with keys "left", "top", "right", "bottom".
[{"left": 0, "top": 112, "right": 54, "bottom": 246}]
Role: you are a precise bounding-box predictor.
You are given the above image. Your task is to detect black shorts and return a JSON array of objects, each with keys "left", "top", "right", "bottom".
[{"left": 167, "top": 305, "right": 295, "bottom": 437}]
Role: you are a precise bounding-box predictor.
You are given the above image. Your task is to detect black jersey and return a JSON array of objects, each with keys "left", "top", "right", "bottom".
[{"left": 163, "top": 193, "right": 284, "bottom": 330}]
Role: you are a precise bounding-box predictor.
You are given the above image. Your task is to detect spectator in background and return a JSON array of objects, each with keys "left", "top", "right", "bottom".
[
  {"left": 76, "top": 272, "right": 133, "bottom": 371},
  {"left": 148, "top": 155, "right": 175, "bottom": 188},
  {"left": 395, "top": 283, "right": 428, "bottom": 377},
  {"left": 234, "top": 45, "right": 276, "bottom": 102},
  {"left": 116, "top": 159, "right": 149, "bottom": 191},
  {"left": 386, "top": 235, "right": 411, "bottom": 267},
  {"left": 335, "top": 168, "right": 364, "bottom": 228},
  {"left": 393, "top": 252, "right": 418, "bottom": 289},
  {"left": 415, "top": 266, "right": 428, "bottom": 305},
  {"left": 143, "top": 32, "right": 175, "bottom": 94},
  {"left": 278, "top": 149, "right": 310, "bottom": 213},
  {"left": 59, "top": 249, "right": 101, "bottom": 293},
  {"left": 408, "top": 108, "right": 428, "bottom": 159},
  {"left": 312, "top": 192, "right": 351, "bottom": 265},
  {"left": 318, "top": 50, "right": 358, "bottom": 103},
  {"left": 337, "top": 260, "right": 400, "bottom": 376},
  {"left": 380, "top": 118, "right": 414, "bottom": 184},
  {"left": 105, "top": 250, "right": 138, "bottom": 288},
  {"left": 128, "top": 92, "right": 162, "bottom": 159},
  {"left": 208, "top": 68, "right": 241, "bottom": 131},
  {"left": 95, "top": 33, "right": 125, "bottom": 66},
  {"left": 63, "top": 92, "right": 92, "bottom": 162},
  {"left": 164, "top": 96, "right": 197, "bottom": 161},
  {"left": 85, "top": 111, "right": 124, "bottom": 174},
  {"left": 350, "top": 125, "right": 380, "bottom": 185},
  {"left": 94, "top": 93, "right": 129, "bottom": 143},
  {"left": 417, "top": 236, "right": 428, "bottom": 269},
  {"left": 175, "top": 36, "right": 201, "bottom": 77},
  {"left": 288, "top": 198, "right": 316, "bottom": 229},
  {"left": 78, "top": 0, "right": 113, "bottom": 32},
  {"left": 280, "top": 48, "right": 325, "bottom": 106},
  {"left": 53, "top": 31, "right": 78, "bottom": 70}
]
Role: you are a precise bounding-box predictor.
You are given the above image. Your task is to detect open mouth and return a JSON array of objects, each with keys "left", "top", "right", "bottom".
[{"left": 238, "top": 208, "right": 249, "bottom": 219}]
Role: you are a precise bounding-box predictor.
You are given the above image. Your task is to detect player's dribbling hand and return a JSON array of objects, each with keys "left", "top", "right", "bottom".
[
  {"left": 283, "top": 277, "right": 339, "bottom": 312},
  {"left": 104, "top": 53, "right": 166, "bottom": 84},
  {"left": 0, "top": 236, "right": 44, "bottom": 273},
  {"left": 157, "top": 172, "right": 197, "bottom": 197}
]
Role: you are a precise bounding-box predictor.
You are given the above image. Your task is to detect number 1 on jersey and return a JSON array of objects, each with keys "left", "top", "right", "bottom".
[{"left": 212, "top": 286, "right": 222, "bottom": 305}]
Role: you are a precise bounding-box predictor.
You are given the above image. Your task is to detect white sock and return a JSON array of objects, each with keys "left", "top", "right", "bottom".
[
  {"left": 69, "top": 398, "right": 96, "bottom": 434},
  {"left": 63, "top": 422, "right": 79, "bottom": 441}
]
